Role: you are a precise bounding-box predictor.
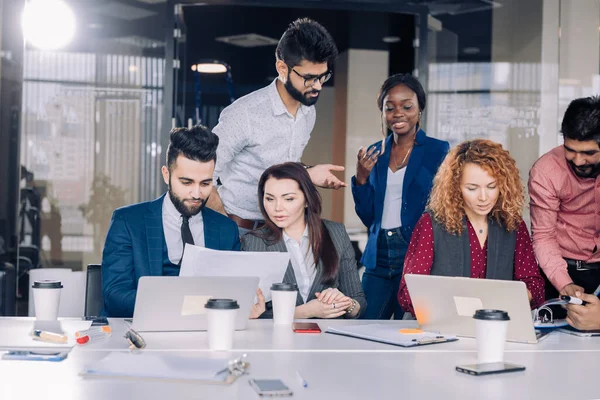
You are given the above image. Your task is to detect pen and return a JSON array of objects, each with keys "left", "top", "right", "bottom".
[
  {"left": 31, "top": 329, "right": 68, "bottom": 344},
  {"left": 296, "top": 371, "right": 308, "bottom": 388},
  {"left": 593, "top": 283, "right": 600, "bottom": 297},
  {"left": 560, "top": 295, "right": 588, "bottom": 305}
]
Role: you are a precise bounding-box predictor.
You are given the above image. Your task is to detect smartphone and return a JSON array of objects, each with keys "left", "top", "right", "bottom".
[
  {"left": 84, "top": 316, "right": 109, "bottom": 326},
  {"left": 2, "top": 351, "right": 68, "bottom": 362},
  {"left": 456, "top": 362, "right": 525, "bottom": 376},
  {"left": 248, "top": 379, "right": 293, "bottom": 397},
  {"left": 292, "top": 322, "right": 321, "bottom": 333}
]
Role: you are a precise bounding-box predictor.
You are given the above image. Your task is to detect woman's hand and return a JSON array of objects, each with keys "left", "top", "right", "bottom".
[
  {"left": 304, "top": 298, "right": 352, "bottom": 319},
  {"left": 316, "top": 288, "right": 346, "bottom": 305},
  {"left": 249, "top": 288, "right": 266, "bottom": 319},
  {"left": 355, "top": 146, "right": 379, "bottom": 185}
]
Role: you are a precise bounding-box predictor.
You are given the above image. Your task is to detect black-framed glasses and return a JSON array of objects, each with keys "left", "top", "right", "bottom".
[{"left": 291, "top": 68, "right": 332, "bottom": 88}]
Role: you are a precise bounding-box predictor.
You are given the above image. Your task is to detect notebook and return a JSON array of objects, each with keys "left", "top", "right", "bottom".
[
  {"left": 81, "top": 352, "right": 248, "bottom": 384},
  {"left": 325, "top": 324, "right": 458, "bottom": 347}
]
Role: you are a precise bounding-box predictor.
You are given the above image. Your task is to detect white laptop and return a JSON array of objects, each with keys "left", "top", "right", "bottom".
[
  {"left": 404, "top": 274, "right": 548, "bottom": 344},
  {"left": 131, "top": 276, "right": 259, "bottom": 332}
]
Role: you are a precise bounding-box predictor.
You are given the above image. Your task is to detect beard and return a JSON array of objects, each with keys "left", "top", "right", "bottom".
[
  {"left": 284, "top": 74, "right": 320, "bottom": 106},
  {"left": 168, "top": 186, "right": 207, "bottom": 218},
  {"left": 567, "top": 160, "right": 600, "bottom": 178}
]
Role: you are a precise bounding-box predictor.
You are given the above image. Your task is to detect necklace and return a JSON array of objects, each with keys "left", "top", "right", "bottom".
[{"left": 391, "top": 143, "right": 413, "bottom": 170}]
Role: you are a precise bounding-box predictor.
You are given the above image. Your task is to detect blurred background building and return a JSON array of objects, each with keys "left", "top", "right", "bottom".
[{"left": 0, "top": 0, "right": 598, "bottom": 314}]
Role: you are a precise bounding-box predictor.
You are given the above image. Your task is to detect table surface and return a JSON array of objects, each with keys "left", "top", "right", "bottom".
[{"left": 0, "top": 317, "right": 598, "bottom": 400}]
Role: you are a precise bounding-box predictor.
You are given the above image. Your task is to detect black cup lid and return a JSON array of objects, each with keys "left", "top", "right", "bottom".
[
  {"left": 270, "top": 283, "right": 298, "bottom": 291},
  {"left": 473, "top": 309, "right": 510, "bottom": 321},
  {"left": 204, "top": 298, "right": 239, "bottom": 310},
  {"left": 32, "top": 280, "right": 63, "bottom": 289}
]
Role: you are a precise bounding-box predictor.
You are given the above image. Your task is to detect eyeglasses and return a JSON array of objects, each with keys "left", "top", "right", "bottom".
[{"left": 290, "top": 68, "right": 332, "bottom": 88}]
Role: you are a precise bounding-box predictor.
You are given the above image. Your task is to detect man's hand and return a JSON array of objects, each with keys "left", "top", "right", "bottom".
[
  {"left": 307, "top": 164, "right": 347, "bottom": 189},
  {"left": 566, "top": 292, "right": 600, "bottom": 330},
  {"left": 559, "top": 283, "right": 585, "bottom": 297},
  {"left": 249, "top": 288, "right": 266, "bottom": 319}
]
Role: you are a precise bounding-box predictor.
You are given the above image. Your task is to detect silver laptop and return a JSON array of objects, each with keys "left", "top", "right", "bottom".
[
  {"left": 404, "top": 274, "right": 548, "bottom": 344},
  {"left": 132, "top": 276, "right": 259, "bottom": 332}
]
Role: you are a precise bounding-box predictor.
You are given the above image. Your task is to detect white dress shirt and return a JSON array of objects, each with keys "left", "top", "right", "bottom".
[
  {"left": 283, "top": 227, "right": 316, "bottom": 303},
  {"left": 381, "top": 167, "right": 406, "bottom": 229},
  {"left": 162, "top": 193, "right": 205, "bottom": 264},
  {"left": 213, "top": 79, "right": 316, "bottom": 220}
]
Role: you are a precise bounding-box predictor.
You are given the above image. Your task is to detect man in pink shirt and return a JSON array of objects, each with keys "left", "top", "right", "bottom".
[{"left": 529, "top": 96, "right": 600, "bottom": 307}]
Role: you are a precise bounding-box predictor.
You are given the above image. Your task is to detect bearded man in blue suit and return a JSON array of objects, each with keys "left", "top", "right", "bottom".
[{"left": 101, "top": 125, "right": 240, "bottom": 317}]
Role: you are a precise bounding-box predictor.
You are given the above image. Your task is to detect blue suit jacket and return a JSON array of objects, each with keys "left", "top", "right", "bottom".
[
  {"left": 351, "top": 129, "right": 449, "bottom": 270},
  {"left": 101, "top": 194, "right": 240, "bottom": 317}
]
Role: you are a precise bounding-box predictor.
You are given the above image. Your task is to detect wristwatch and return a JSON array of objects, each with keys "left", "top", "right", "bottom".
[{"left": 346, "top": 299, "right": 357, "bottom": 315}]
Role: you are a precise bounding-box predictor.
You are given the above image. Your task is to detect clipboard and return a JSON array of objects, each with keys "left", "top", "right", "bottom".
[
  {"left": 80, "top": 352, "right": 249, "bottom": 385},
  {"left": 325, "top": 324, "right": 458, "bottom": 347}
]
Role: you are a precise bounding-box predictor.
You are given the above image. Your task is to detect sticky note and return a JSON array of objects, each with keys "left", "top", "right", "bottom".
[
  {"left": 453, "top": 296, "right": 483, "bottom": 317},
  {"left": 181, "top": 295, "right": 212, "bottom": 316},
  {"left": 398, "top": 328, "right": 424, "bottom": 334}
]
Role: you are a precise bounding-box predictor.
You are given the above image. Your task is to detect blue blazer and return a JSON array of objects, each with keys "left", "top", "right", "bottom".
[
  {"left": 101, "top": 194, "right": 240, "bottom": 317},
  {"left": 351, "top": 129, "right": 449, "bottom": 270}
]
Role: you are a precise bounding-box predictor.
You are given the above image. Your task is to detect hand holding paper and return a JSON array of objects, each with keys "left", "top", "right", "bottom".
[{"left": 179, "top": 245, "right": 290, "bottom": 302}]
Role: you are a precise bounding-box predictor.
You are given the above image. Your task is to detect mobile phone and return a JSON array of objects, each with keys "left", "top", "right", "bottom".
[
  {"left": 248, "top": 379, "right": 293, "bottom": 397},
  {"left": 84, "top": 316, "right": 109, "bottom": 326},
  {"left": 456, "top": 362, "right": 525, "bottom": 376},
  {"left": 292, "top": 322, "right": 321, "bottom": 333},
  {"left": 2, "top": 351, "right": 68, "bottom": 362}
]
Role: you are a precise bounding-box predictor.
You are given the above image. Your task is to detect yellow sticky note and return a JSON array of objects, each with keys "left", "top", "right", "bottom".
[{"left": 398, "top": 328, "right": 424, "bottom": 334}]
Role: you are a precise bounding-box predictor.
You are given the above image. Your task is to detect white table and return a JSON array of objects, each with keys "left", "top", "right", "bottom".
[{"left": 0, "top": 318, "right": 598, "bottom": 400}]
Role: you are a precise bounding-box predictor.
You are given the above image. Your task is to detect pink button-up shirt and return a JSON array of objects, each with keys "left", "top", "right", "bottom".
[{"left": 528, "top": 146, "right": 600, "bottom": 291}]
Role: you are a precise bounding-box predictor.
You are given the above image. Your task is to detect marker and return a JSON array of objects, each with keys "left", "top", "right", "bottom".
[
  {"left": 76, "top": 327, "right": 111, "bottom": 345},
  {"left": 560, "top": 295, "right": 588, "bottom": 305},
  {"left": 31, "top": 330, "right": 68, "bottom": 344},
  {"left": 296, "top": 371, "right": 308, "bottom": 388}
]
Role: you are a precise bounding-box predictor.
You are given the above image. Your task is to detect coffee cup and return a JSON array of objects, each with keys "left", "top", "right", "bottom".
[
  {"left": 473, "top": 309, "right": 510, "bottom": 363},
  {"left": 205, "top": 298, "right": 239, "bottom": 351},
  {"left": 32, "top": 280, "right": 63, "bottom": 321},
  {"left": 270, "top": 283, "right": 298, "bottom": 325}
]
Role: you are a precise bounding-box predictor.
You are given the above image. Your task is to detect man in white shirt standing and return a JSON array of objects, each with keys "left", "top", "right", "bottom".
[{"left": 208, "top": 18, "right": 345, "bottom": 234}]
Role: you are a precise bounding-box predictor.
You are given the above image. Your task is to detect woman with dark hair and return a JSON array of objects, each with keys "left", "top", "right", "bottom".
[
  {"left": 352, "top": 73, "right": 449, "bottom": 320},
  {"left": 398, "top": 139, "right": 545, "bottom": 316},
  {"left": 242, "top": 162, "right": 366, "bottom": 319}
]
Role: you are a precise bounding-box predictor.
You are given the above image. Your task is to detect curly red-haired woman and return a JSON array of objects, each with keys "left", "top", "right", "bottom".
[{"left": 398, "top": 139, "right": 544, "bottom": 316}]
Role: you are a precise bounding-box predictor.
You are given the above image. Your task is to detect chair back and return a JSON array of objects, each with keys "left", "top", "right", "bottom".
[{"left": 85, "top": 264, "right": 103, "bottom": 317}]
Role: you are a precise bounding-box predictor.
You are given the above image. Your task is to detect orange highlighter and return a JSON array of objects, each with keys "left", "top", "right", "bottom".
[{"left": 75, "top": 326, "right": 111, "bottom": 345}]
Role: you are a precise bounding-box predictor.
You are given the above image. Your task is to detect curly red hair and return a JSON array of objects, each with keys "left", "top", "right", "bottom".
[{"left": 427, "top": 139, "right": 524, "bottom": 235}]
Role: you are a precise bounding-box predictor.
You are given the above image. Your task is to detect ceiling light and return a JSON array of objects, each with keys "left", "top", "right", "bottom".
[
  {"left": 22, "top": 0, "right": 76, "bottom": 50},
  {"left": 382, "top": 36, "right": 401, "bottom": 44},
  {"left": 463, "top": 47, "right": 480, "bottom": 55},
  {"left": 194, "top": 62, "right": 228, "bottom": 74}
]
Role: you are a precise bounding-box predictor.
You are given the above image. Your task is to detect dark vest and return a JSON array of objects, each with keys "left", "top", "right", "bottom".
[
  {"left": 430, "top": 213, "right": 516, "bottom": 280},
  {"left": 162, "top": 237, "right": 180, "bottom": 276}
]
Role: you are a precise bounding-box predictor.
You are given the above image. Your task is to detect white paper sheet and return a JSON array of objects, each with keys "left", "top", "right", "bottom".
[
  {"left": 82, "top": 352, "right": 231, "bottom": 381},
  {"left": 179, "top": 245, "right": 289, "bottom": 302}
]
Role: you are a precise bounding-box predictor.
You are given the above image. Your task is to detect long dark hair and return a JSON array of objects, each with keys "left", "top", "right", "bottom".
[{"left": 255, "top": 162, "right": 338, "bottom": 284}]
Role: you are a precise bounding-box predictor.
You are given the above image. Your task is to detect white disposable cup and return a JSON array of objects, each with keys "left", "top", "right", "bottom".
[
  {"left": 205, "top": 299, "right": 239, "bottom": 351},
  {"left": 32, "top": 280, "right": 63, "bottom": 321},
  {"left": 271, "top": 283, "right": 298, "bottom": 325},
  {"left": 474, "top": 309, "right": 510, "bottom": 364}
]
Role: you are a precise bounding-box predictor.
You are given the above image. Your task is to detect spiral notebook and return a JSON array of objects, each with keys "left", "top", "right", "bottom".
[
  {"left": 80, "top": 352, "right": 249, "bottom": 384},
  {"left": 325, "top": 324, "right": 458, "bottom": 347}
]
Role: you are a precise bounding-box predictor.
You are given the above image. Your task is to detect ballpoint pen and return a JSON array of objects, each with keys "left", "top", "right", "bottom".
[{"left": 296, "top": 371, "right": 308, "bottom": 388}]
